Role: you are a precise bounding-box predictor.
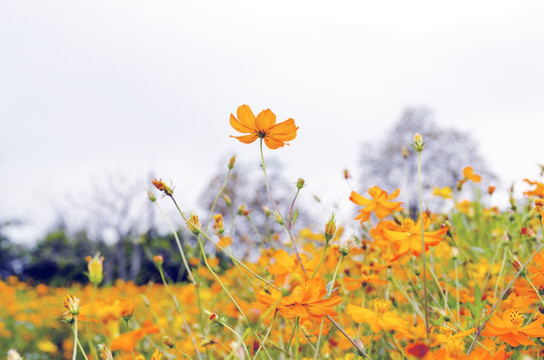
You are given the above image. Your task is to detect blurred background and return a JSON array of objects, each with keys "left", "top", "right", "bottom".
[{"left": 1, "top": 0, "right": 544, "bottom": 284}]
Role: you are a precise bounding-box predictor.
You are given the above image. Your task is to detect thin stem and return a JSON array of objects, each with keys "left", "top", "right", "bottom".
[
  {"left": 155, "top": 202, "right": 196, "bottom": 285},
  {"left": 417, "top": 151, "right": 429, "bottom": 337},
  {"left": 252, "top": 312, "right": 277, "bottom": 360},
  {"left": 72, "top": 316, "right": 79, "bottom": 360},
  {"left": 287, "top": 188, "right": 301, "bottom": 230},
  {"left": 86, "top": 284, "right": 98, "bottom": 360},
  {"left": 310, "top": 242, "right": 329, "bottom": 280},
  {"left": 204, "top": 167, "right": 232, "bottom": 233},
  {"left": 259, "top": 139, "right": 307, "bottom": 275},
  {"left": 224, "top": 323, "right": 252, "bottom": 359},
  {"left": 314, "top": 254, "right": 344, "bottom": 359},
  {"left": 157, "top": 265, "right": 203, "bottom": 360},
  {"left": 295, "top": 318, "right": 300, "bottom": 360},
  {"left": 326, "top": 316, "right": 370, "bottom": 359},
  {"left": 76, "top": 338, "right": 89, "bottom": 360}
]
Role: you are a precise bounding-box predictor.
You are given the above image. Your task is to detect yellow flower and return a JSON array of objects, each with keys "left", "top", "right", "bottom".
[
  {"left": 432, "top": 186, "right": 453, "bottom": 199},
  {"left": 85, "top": 253, "right": 104, "bottom": 285}
]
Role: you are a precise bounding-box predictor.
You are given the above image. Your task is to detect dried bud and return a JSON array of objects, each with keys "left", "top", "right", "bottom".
[
  {"left": 187, "top": 214, "right": 201, "bottom": 235},
  {"left": 98, "top": 343, "right": 114, "bottom": 360},
  {"left": 340, "top": 238, "right": 355, "bottom": 256},
  {"left": 63, "top": 294, "right": 80, "bottom": 315},
  {"left": 324, "top": 214, "right": 336, "bottom": 242},
  {"left": 152, "top": 178, "right": 173, "bottom": 196},
  {"left": 509, "top": 254, "right": 523, "bottom": 272},
  {"left": 344, "top": 169, "right": 351, "bottom": 179},
  {"left": 212, "top": 214, "right": 224, "bottom": 234},
  {"left": 153, "top": 255, "right": 164, "bottom": 266},
  {"left": 238, "top": 205, "right": 250, "bottom": 216},
  {"left": 163, "top": 336, "right": 175, "bottom": 349},
  {"left": 402, "top": 146, "right": 409, "bottom": 159},
  {"left": 296, "top": 178, "right": 306, "bottom": 189},
  {"left": 228, "top": 155, "right": 236, "bottom": 169}
]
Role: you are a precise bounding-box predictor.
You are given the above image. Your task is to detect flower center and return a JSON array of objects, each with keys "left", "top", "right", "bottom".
[
  {"left": 372, "top": 299, "right": 391, "bottom": 315},
  {"left": 257, "top": 130, "right": 267, "bottom": 138},
  {"left": 509, "top": 309, "right": 524, "bottom": 327}
]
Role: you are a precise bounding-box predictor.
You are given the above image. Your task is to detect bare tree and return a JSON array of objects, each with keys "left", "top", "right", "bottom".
[{"left": 360, "top": 108, "right": 496, "bottom": 215}]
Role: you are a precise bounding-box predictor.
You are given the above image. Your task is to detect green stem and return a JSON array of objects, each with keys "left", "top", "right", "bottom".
[
  {"left": 76, "top": 338, "right": 89, "bottom": 360},
  {"left": 417, "top": 151, "right": 429, "bottom": 337},
  {"left": 314, "top": 254, "right": 344, "bottom": 359},
  {"left": 72, "top": 316, "right": 79, "bottom": 360},
  {"left": 259, "top": 139, "right": 307, "bottom": 275},
  {"left": 326, "top": 315, "right": 370, "bottom": 359},
  {"left": 224, "top": 323, "right": 252, "bottom": 359},
  {"left": 86, "top": 284, "right": 98, "bottom": 360},
  {"left": 295, "top": 318, "right": 300, "bottom": 360},
  {"left": 310, "top": 242, "right": 329, "bottom": 280},
  {"left": 203, "top": 167, "right": 232, "bottom": 233},
  {"left": 252, "top": 312, "right": 277, "bottom": 360},
  {"left": 157, "top": 265, "right": 203, "bottom": 360}
]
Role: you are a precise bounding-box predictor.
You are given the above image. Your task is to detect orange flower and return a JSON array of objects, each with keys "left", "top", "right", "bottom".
[
  {"left": 524, "top": 179, "right": 544, "bottom": 198},
  {"left": 230, "top": 105, "right": 298, "bottom": 149},
  {"left": 350, "top": 186, "right": 402, "bottom": 223},
  {"left": 346, "top": 299, "right": 408, "bottom": 333},
  {"left": 481, "top": 308, "right": 544, "bottom": 346},
  {"left": 463, "top": 166, "right": 481, "bottom": 183},
  {"left": 110, "top": 320, "right": 160, "bottom": 352},
  {"left": 383, "top": 215, "right": 447, "bottom": 261},
  {"left": 278, "top": 278, "right": 341, "bottom": 319},
  {"left": 268, "top": 249, "right": 319, "bottom": 285}
]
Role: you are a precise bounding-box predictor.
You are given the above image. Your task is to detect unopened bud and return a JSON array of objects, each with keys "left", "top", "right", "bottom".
[
  {"left": 223, "top": 194, "right": 232, "bottom": 207},
  {"left": 163, "top": 336, "right": 175, "bottom": 348},
  {"left": 153, "top": 255, "right": 164, "bottom": 266},
  {"left": 296, "top": 178, "right": 306, "bottom": 189},
  {"left": 411, "top": 133, "right": 425, "bottom": 152},
  {"left": 228, "top": 155, "right": 236, "bottom": 169},
  {"left": 86, "top": 253, "right": 104, "bottom": 285},
  {"left": 324, "top": 214, "right": 336, "bottom": 242},
  {"left": 262, "top": 206, "right": 271, "bottom": 217},
  {"left": 147, "top": 190, "right": 156, "bottom": 202},
  {"left": 340, "top": 238, "right": 355, "bottom": 256},
  {"left": 488, "top": 186, "right": 496, "bottom": 196}
]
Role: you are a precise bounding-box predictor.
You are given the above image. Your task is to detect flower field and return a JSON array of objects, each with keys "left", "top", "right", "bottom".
[{"left": 4, "top": 105, "right": 544, "bottom": 360}]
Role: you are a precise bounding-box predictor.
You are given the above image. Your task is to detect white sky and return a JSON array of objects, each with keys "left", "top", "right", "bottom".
[{"left": 1, "top": 0, "right": 544, "bottom": 243}]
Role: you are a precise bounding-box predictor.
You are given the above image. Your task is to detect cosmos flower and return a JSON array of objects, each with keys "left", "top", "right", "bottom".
[
  {"left": 350, "top": 186, "right": 402, "bottom": 223},
  {"left": 230, "top": 105, "right": 298, "bottom": 149}
]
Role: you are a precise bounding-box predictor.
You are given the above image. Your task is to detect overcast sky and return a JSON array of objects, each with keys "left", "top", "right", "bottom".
[{"left": 1, "top": 0, "right": 544, "bottom": 243}]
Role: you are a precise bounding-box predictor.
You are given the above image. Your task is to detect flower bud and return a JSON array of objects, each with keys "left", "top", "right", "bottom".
[
  {"left": 402, "top": 146, "right": 409, "bottom": 159},
  {"left": 98, "top": 343, "right": 114, "bottom": 360},
  {"left": 228, "top": 155, "right": 236, "bottom": 169},
  {"left": 296, "top": 178, "right": 306, "bottom": 189},
  {"left": 120, "top": 299, "right": 135, "bottom": 321},
  {"left": 147, "top": 190, "right": 156, "bottom": 202},
  {"left": 86, "top": 253, "right": 104, "bottom": 285},
  {"left": 488, "top": 186, "right": 496, "bottom": 195},
  {"left": 63, "top": 294, "right": 80, "bottom": 316},
  {"left": 153, "top": 255, "right": 164, "bottom": 266},
  {"left": 324, "top": 214, "right": 336, "bottom": 242},
  {"left": 411, "top": 133, "right": 425, "bottom": 152},
  {"left": 187, "top": 214, "right": 201, "bottom": 235},
  {"left": 223, "top": 194, "right": 232, "bottom": 207},
  {"left": 163, "top": 336, "right": 175, "bottom": 349}
]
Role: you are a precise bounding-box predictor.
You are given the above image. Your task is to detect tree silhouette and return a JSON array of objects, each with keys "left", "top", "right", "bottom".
[{"left": 359, "top": 108, "right": 496, "bottom": 215}]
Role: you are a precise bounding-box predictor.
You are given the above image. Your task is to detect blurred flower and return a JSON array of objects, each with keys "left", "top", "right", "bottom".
[
  {"left": 110, "top": 320, "right": 160, "bottom": 352},
  {"left": 350, "top": 186, "right": 402, "bottom": 223},
  {"left": 525, "top": 179, "right": 544, "bottom": 198},
  {"left": 230, "top": 105, "right": 298, "bottom": 149},
  {"left": 432, "top": 186, "right": 453, "bottom": 199},
  {"left": 85, "top": 253, "right": 104, "bottom": 285},
  {"left": 462, "top": 166, "right": 481, "bottom": 183}
]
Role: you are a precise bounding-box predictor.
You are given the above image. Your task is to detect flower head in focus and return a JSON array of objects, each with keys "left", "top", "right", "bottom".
[{"left": 230, "top": 105, "right": 298, "bottom": 149}]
